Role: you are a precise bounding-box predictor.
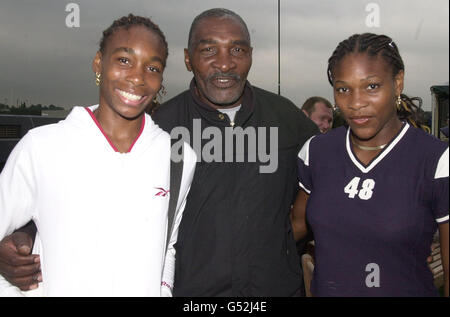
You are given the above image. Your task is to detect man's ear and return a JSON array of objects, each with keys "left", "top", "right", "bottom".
[
  {"left": 302, "top": 109, "right": 310, "bottom": 118},
  {"left": 92, "top": 51, "right": 102, "bottom": 74},
  {"left": 184, "top": 48, "right": 192, "bottom": 72}
]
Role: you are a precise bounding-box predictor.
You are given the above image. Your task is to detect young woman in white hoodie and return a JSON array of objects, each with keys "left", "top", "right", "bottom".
[{"left": 0, "top": 14, "right": 196, "bottom": 297}]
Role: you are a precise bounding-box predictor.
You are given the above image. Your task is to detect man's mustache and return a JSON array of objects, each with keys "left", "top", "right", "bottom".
[{"left": 206, "top": 72, "right": 241, "bottom": 82}]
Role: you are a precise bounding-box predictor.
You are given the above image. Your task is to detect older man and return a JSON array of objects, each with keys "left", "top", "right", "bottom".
[{"left": 0, "top": 8, "right": 318, "bottom": 296}]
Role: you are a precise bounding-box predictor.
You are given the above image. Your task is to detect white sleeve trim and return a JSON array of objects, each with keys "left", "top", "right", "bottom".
[
  {"left": 299, "top": 181, "right": 311, "bottom": 194},
  {"left": 436, "top": 215, "right": 449, "bottom": 223},
  {"left": 435, "top": 148, "right": 449, "bottom": 179},
  {"left": 298, "top": 136, "right": 315, "bottom": 167}
]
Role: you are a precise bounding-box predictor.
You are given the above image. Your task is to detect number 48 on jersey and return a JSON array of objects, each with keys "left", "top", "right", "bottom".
[{"left": 344, "top": 177, "right": 376, "bottom": 200}]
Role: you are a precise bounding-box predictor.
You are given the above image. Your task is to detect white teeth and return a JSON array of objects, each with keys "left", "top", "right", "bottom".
[{"left": 118, "top": 89, "right": 142, "bottom": 101}]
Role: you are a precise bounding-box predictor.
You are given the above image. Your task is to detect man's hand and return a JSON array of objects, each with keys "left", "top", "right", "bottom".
[
  {"left": 0, "top": 232, "right": 41, "bottom": 291},
  {"left": 427, "top": 243, "right": 439, "bottom": 265}
]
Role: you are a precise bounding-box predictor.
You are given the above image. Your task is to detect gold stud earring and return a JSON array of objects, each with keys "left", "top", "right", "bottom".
[
  {"left": 396, "top": 95, "right": 402, "bottom": 110},
  {"left": 153, "top": 86, "right": 166, "bottom": 105},
  {"left": 95, "top": 73, "right": 101, "bottom": 86}
]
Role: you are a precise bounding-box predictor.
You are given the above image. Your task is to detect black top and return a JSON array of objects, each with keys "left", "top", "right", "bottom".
[{"left": 153, "top": 79, "right": 318, "bottom": 296}]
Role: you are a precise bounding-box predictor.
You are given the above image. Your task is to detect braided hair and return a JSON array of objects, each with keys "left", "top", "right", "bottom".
[
  {"left": 98, "top": 14, "right": 169, "bottom": 113},
  {"left": 99, "top": 14, "right": 169, "bottom": 67},
  {"left": 327, "top": 33, "right": 429, "bottom": 132}
]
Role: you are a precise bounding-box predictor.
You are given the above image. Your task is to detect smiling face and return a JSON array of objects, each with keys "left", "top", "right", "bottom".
[
  {"left": 332, "top": 53, "right": 404, "bottom": 145},
  {"left": 93, "top": 25, "right": 166, "bottom": 120},
  {"left": 184, "top": 16, "right": 252, "bottom": 109}
]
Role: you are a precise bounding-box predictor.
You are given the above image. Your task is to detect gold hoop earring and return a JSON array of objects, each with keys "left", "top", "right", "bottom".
[
  {"left": 160, "top": 85, "right": 167, "bottom": 96},
  {"left": 95, "top": 73, "right": 101, "bottom": 86},
  {"left": 153, "top": 86, "right": 166, "bottom": 105}
]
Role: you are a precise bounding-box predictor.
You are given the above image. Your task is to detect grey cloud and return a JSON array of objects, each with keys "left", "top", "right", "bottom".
[{"left": 0, "top": 0, "right": 448, "bottom": 111}]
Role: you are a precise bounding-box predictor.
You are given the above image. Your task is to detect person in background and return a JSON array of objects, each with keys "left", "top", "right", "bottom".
[
  {"left": 301, "top": 96, "right": 334, "bottom": 134},
  {"left": 440, "top": 116, "right": 449, "bottom": 140}
]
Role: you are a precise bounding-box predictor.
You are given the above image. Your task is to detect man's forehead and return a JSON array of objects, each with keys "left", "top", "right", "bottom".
[
  {"left": 191, "top": 16, "right": 250, "bottom": 44},
  {"left": 314, "top": 102, "right": 333, "bottom": 113}
]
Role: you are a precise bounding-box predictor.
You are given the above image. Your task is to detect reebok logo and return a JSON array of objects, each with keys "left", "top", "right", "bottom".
[{"left": 155, "top": 187, "right": 170, "bottom": 197}]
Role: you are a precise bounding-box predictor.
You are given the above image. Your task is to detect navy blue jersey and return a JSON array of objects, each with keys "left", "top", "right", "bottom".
[{"left": 297, "top": 123, "right": 449, "bottom": 296}]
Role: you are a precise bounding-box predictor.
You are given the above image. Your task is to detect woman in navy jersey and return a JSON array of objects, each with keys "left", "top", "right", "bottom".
[{"left": 292, "top": 33, "right": 448, "bottom": 296}]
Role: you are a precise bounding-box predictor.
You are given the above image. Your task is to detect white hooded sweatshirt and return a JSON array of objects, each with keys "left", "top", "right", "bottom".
[{"left": 0, "top": 105, "right": 196, "bottom": 297}]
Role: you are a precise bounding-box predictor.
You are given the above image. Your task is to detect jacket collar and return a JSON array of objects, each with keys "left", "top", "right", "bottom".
[{"left": 188, "top": 78, "right": 254, "bottom": 127}]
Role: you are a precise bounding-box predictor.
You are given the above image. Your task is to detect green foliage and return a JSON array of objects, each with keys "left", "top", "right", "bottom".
[{"left": 0, "top": 103, "right": 64, "bottom": 115}]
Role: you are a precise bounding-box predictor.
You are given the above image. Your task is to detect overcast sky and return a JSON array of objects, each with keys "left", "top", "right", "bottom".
[{"left": 0, "top": 0, "right": 448, "bottom": 111}]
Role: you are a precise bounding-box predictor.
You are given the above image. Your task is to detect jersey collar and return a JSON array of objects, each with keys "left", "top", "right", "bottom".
[{"left": 346, "top": 122, "right": 410, "bottom": 174}]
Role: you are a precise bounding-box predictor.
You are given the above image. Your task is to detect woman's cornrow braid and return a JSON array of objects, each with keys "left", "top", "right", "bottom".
[
  {"left": 327, "top": 33, "right": 429, "bottom": 133},
  {"left": 398, "top": 94, "right": 430, "bottom": 133}
]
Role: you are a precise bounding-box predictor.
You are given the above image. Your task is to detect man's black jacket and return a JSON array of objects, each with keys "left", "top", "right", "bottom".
[{"left": 152, "top": 80, "right": 318, "bottom": 296}]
